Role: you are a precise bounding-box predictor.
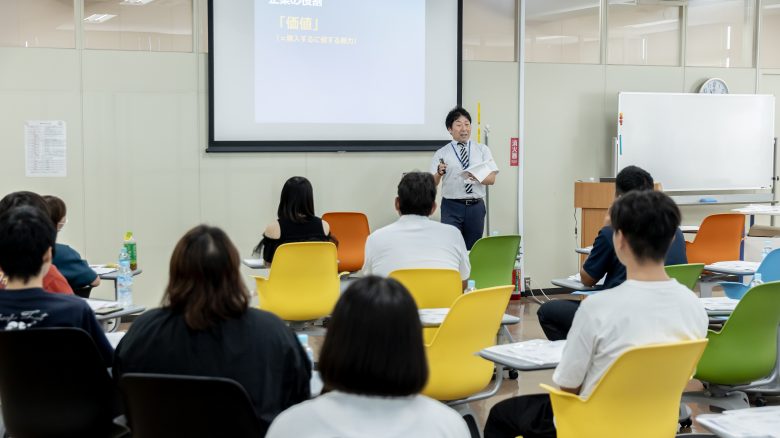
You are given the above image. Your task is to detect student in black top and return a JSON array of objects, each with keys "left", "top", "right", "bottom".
[
  {"left": 254, "top": 176, "right": 334, "bottom": 265},
  {"left": 537, "top": 166, "right": 688, "bottom": 341},
  {"left": 114, "top": 225, "right": 311, "bottom": 434},
  {"left": 43, "top": 195, "right": 101, "bottom": 290},
  {"left": 0, "top": 206, "right": 113, "bottom": 365}
]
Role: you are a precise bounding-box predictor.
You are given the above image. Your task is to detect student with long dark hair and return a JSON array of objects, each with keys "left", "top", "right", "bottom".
[
  {"left": 254, "top": 176, "right": 333, "bottom": 265},
  {"left": 267, "top": 276, "right": 469, "bottom": 438},
  {"left": 114, "top": 225, "right": 311, "bottom": 434}
]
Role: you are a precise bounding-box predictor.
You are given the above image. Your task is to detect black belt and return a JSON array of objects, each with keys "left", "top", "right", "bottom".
[{"left": 445, "top": 198, "right": 483, "bottom": 206}]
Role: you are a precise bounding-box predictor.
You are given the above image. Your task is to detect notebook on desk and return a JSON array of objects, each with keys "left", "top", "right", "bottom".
[
  {"left": 85, "top": 299, "right": 123, "bottom": 315},
  {"left": 483, "top": 339, "right": 566, "bottom": 367}
]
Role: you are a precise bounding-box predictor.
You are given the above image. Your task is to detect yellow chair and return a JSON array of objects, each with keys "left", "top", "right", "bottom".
[
  {"left": 389, "top": 268, "right": 463, "bottom": 309},
  {"left": 423, "top": 285, "right": 513, "bottom": 401},
  {"left": 252, "top": 242, "right": 345, "bottom": 322},
  {"left": 540, "top": 339, "right": 708, "bottom": 438}
]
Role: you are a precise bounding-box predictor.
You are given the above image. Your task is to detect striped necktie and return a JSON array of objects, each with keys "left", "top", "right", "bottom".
[{"left": 458, "top": 143, "right": 473, "bottom": 195}]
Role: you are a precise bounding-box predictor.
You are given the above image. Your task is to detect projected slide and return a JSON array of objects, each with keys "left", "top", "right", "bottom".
[
  {"left": 254, "top": 0, "right": 425, "bottom": 124},
  {"left": 210, "top": 0, "right": 458, "bottom": 150}
]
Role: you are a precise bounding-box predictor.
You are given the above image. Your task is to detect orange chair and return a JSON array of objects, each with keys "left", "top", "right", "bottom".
[
  {"left": 686, "top": 214, "right": 745, "bottom": 265},
  {"left": 322, "top": 212, "right": 370, "bottom": 272}
]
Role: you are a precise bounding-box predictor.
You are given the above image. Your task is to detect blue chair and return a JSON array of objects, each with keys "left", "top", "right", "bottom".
[{"left": 719, "top": 248, "right": 780, "bottom": 299}]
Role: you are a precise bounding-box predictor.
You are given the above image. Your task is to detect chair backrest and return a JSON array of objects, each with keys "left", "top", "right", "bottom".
[
  {"left": 389, "top": 268, "right": 463, "bottom": 309},
  {"left": 468, "top": 235, "right": 521, "bottom": 289},
  {"left": 664, "top": 263, "right": 704, "bottom": 290},
  {"left": 695, "top": 281, "right": 780, "bottom": 385},
  {"left": 0, "top": 328, "right": 115, "bottom": 437},
  {"left": 542, "top": 339, "right": 708, "bottom": 438},
  {"left": 322, "top": 212, "right": 370, "bottom": 272},
  {"left": 120, "top": 373, "right": 266, "bottom": 438},
  {"left": 255, "top": 241, "right": 340, "bottom": 321},
  {"left": 757, "top": 248, "right": 780, "bottom": 282},
  {"left": 423, "top": 286, "right": 513, "bottom": 401},
  {"left": 686, "top": 214, "right": 745, "bottom": 265}
]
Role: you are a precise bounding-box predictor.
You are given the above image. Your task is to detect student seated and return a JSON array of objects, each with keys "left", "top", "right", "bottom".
[
  {"left": 0, "top": 206, "right": 113, "bottom": 365},
  {"left": 361, "top": 172, "right": 470, "bottom": 287},
  {"left": 267, "top": 276, "right": 470, "bottom": 438},
  {"left": 537, "top": 165, "right": 687, "bottom": 340},
  {"left": 484, "top": 190, "right": 708, "bottom": 438},
  {"left": 253, "top": 176, "right": 333, "bottom": 266},
  {"left": 0, "top": 191, "right": 73, "bottom": 294},
  {"left": 114, "top": 225, "right": 311, "bottom": 433},
  {"left": 43, "top": 195, "right": 100, "bottom": 290}
]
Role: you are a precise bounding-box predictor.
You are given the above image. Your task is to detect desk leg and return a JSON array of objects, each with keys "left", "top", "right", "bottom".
[{"left": 699, "top": 280, "right": 715, "bottom": 298}]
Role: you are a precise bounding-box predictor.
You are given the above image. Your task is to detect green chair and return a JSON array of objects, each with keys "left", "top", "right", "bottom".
[
  {"left": 665, "top": 263, "right": 704, "bottom": 291},
  {"left": 683, "top": 281, "right": 780, "bottom": 411},
  {"left": 468, "top": 235, "right": 521, "bottom": 289}
]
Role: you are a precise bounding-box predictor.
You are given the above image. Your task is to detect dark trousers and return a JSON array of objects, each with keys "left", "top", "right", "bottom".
[
  {"left": 441, "top": 198, "right": 485, "bottom": 250},
  {"left": 537, "top": 300, "right": 581, "bottom": 341},
  {"left": 484, "top": 394, "right": 557, "bottom": 438}
]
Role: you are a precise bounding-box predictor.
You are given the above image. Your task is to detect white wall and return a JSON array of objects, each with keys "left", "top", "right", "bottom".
[
  {"left": 2, "top": 44, "right": 779, "bottom": 304},
  {"left": 0, "top": 48, "right": 519, "bottom": 307}
]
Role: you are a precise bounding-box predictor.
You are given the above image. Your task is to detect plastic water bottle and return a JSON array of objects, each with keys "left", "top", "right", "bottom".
[
  {"left": 762, "top": 240, "right": 772, "bottom": 261},
  {"left": 750, "top": 272, "right": 764, "bottom": 289},
  {"left": 124, "top": 231, "right": 137, "bottom": 271},
  {"left": 117, "top": 247, "right": 133, "bottom": 306},
  {"left": 297, "top": 334, "right": 314, "bottom": 367},
  {"left": 464, "top": 279, "right": 477, "bottom": 293}
]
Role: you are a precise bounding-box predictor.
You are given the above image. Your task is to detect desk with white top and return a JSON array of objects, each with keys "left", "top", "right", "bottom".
[
  {"left": 699, "top": 261, "right": 758, "bottom": 298},
  {"left": 732, "top": 205, "right": 780, "bottom": 227}
]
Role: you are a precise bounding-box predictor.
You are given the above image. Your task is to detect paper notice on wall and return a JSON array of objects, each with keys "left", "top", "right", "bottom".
[{"left": 25, "top": 121, "right": 66, "bottom": 177}]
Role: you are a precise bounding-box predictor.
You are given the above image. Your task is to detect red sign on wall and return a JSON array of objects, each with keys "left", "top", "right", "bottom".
[{"left": 510, "top": 137, "right": 519, "bottom": 167}]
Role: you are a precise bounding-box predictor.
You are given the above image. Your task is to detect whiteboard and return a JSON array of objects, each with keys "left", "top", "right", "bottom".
[{"left": 617, "top": 92, "right": 775, "bottom": 192}]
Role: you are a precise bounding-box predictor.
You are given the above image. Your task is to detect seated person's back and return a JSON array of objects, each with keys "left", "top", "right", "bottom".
[
  {"left": 361, "top": 172, "right": 470, "bottom": 281},
  {"left": 0, "top": 206, "right": 112, "bottom": 365},
  {"left": 43, "top": 195, "right": 101, "bottom": 290},
  {"left": 254, "top": 176, "right": 332, "bottom": 265},
  {"left": 485, "top": 190, "right": 708, "bottom": 438},
  {"left": 115, "top": 225, "right": 311, "bottom": 430},
  {"left": 267, "top": 276, "right": 470, "bottom": 438},
  {"left": 585, "top": 224, "right": 687, "bottom": 289},
  {"left": 0, "top": 191, "right": 73, "bottom": 294}
]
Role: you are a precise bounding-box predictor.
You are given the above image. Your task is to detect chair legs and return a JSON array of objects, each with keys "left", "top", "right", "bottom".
[
  {"left": 682, "top": 390, "right": 750, "bottom": 411},
  {"left": 450, "top": 403, "right": 481, "bottom": 438}
]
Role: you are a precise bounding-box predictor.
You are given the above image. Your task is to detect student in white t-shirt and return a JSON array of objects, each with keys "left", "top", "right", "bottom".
[
  {"left": 484, "top": 190, "right": 708, "bottom": 438},
  {"left": 361, "top": 172, "right": 470, "bottom": 288},
  {"left": 266, "top": 276, "right": 470, "bottom": 438}
]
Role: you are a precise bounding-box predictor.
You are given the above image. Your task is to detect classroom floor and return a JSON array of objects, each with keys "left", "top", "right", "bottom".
[{"left": 306, "top": 293, "right": 779, "bottom": 436}]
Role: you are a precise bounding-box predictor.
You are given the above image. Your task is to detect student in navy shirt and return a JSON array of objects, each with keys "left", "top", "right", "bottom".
[
  {"left": 43, "top": 195, "right": 101, "bottom": 290},
  {"left": 0, "top": 206, "right": 113, "bottom": 365},
  {"left": 537, "top": 166, "right": 688, "bottom": 341}
]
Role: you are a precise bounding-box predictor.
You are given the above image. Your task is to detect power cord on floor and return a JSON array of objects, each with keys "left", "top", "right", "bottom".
[{"left": 526, "top": 279, "right": 551, "bottom": 305}]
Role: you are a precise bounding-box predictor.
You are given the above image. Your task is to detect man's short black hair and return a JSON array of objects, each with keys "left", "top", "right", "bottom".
[
  {"left": 0, "top": 206, "right": 56, "bottom": 283},
  {"left": 615, "top": 165, "right": 654, "bottom": 196},
  {"left": 318, "top": 276, "right": 428, "bottom": 396},
  {"left": 397, "top": 172, "right": 436, "bottom": 216},
  {"left": 610, "top": 191, "right": 681, "bottom": 263},
  {"left": 0, "top": 191, "right": 49, "bottom": 216},
  {"left": 445, "top": 106, "right": 472, "bottom": 129}
]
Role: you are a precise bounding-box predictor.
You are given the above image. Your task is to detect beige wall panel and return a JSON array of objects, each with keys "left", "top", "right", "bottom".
[
  {"left": 82, "top": 51, "right": 200, "bottom": 304},
  {"left": 462, "top": 61, "right": 519, "bottom": 237},
  {"left": 0, "top": 48, "right": 87, "bottom": 261},
  {"left": 683, "top": 67, "right": 757, "bottom": 94},
  {"left": 523, "top": 63, "right": 606, "bottom": 287}
]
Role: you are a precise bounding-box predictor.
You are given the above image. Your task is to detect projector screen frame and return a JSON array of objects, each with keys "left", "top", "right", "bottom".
[{"left": 206, "top": 0, "right": 463, "bottom": 153}]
